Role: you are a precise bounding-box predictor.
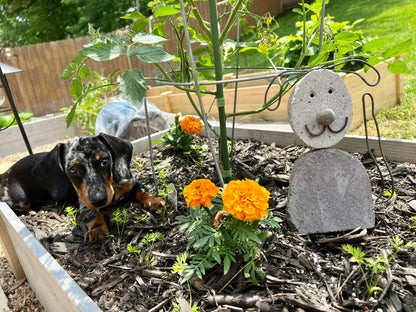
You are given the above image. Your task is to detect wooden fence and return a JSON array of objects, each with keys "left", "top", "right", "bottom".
[{"left": 0, "top": 0, "right": 285, "bottom": 117}]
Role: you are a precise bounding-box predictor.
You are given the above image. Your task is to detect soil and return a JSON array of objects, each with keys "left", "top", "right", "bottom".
[{"left": 8, "top": 137, "right": 416, "bottom": 311}]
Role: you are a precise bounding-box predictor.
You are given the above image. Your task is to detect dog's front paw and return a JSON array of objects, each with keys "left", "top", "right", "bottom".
[
  {"left": 84, "top": 224, "right": 109, "bottom": 242},
  {"left": 84, "top": 212, "right": 109, "bottom": 242},
  {"left": 135, "top": 191, "right": 165, "bottom": 211}
]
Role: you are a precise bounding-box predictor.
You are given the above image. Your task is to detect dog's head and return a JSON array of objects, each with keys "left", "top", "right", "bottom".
[{"left": 32, "top": 133, "right": 134, "bottom": 210}]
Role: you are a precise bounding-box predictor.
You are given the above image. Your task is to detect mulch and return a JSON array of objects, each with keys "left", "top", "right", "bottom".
[{"left": 14, "top": 137, "right": 416, "bottom": 311}]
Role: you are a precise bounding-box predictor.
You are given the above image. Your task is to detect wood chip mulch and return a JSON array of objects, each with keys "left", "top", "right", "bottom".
[{"left": 9, "top": 137, "right": 416, "bottom": 311}]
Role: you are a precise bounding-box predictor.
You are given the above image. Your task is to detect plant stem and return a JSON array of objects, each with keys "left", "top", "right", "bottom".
[
  {"left": 219, "top": 0, "right": 245, "bottom": 45},
  {"left": 208, "top": 0, "right": 232, "bottom": 182},
  {"left": 301, "top": 0, "right": 307, "bottom": 57},
  {"left": 294, "top": 0, "right": 310, "bottom": 69},
  {"left": 126, "top": 45, "right": 133, "bottom": 71},
  {"left": 188, "top": 0, "right": 211, "bottom": 38}
]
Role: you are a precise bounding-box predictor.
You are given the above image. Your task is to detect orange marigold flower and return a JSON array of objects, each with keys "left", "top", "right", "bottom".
[
  {"left": 183, "top": 179, "right": 219, "bottom": 209},
  {"left": 222, "top": 179, "right": 270, "bottom": 222},
  {"left": 180, "top": 116, "right": 203, "bottom": 135}
]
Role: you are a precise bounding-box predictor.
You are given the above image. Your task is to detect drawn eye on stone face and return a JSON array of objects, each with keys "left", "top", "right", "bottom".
[{"left": 287, "top": 69, "right": 353, "bottom": 149}]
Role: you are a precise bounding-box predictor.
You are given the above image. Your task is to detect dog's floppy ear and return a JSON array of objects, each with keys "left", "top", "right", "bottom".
[
  {"left": 97, "top": 133, "right": 133, "bottom": 180},
  {"left": 32, "top": 143, "right": 74, "bottom": 202}
]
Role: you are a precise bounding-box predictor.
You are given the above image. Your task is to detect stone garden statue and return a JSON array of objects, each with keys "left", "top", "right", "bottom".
[{"left": 286, "top": 69, "right": 375, "bottom": 234}]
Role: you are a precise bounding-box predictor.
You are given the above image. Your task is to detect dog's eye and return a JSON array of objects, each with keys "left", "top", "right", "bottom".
[
  {"left": 100, "top": 158, "right": 110, "bottom": 167},
  {"left": 68, "top": 166, "right": 78, "bottom": 174}
]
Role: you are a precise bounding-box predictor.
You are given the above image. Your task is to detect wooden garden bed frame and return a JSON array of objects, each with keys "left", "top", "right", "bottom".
[
  {"left": 0, "top": 114, "right": 81, "bottom": 157},
  {"left": 0, "top": 125, "right": 415, "bottom": 311}
]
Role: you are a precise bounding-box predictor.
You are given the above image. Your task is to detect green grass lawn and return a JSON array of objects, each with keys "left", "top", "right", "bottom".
[{"left": 273, "top": 0, "right": 416, "bottom": 139}]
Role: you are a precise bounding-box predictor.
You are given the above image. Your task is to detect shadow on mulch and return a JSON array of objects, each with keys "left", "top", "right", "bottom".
[{"left": 18, "top": 137, "right": 416, "bottom": 312}]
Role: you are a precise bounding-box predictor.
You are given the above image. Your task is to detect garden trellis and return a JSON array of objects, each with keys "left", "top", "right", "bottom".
[{"left": 142, "top": 0, "right": 394, "bottom": 195}]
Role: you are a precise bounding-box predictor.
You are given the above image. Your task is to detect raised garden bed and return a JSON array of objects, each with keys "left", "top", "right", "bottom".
[{"left": 1, "top": 126, "right": 415, "bottom": 311}]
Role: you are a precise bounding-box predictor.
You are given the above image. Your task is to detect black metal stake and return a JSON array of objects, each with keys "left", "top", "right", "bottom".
[{"left": 0, "top": 65, "right": 33, "bottom": 154}]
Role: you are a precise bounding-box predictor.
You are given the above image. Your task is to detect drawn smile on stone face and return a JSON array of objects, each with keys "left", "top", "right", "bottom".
[{"left": 304, "top": 108, "right": 349, "bottom": 137}]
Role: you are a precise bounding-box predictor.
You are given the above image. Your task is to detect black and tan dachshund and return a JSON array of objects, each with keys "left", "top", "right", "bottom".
[{"left": 0, "top": 133, "right": 164, "bottom": 241}]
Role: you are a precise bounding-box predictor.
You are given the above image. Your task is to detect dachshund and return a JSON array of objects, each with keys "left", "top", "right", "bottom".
[{"left": 0, "top": 133, "right": 164, "bottom": 241}]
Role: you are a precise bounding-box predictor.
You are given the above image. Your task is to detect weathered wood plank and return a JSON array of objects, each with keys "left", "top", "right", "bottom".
[
  {"left": 0, "top": 202, "right": 102, "bottom": 312},
  {"left": 131, "top": 129, "right": 166, "bottom": 154},
  {"left": 0, "top": 115, "right": 80, "bottom": 157},
  {"left": 0, "top": 286, "right": 10, "bottom": 312},
  {"left": 216, "top": 125, "right": 416, "bottom": 163},
  {"left": 0, "top": 210, "right": 25, "bottom": 281}
]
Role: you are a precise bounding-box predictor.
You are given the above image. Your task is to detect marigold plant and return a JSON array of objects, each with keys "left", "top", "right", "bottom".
[
  {"left": 183, "top": 179, "right": 219, "bottom": 209},
  {"left": 179, "top": 115, "right": 203, "bottom": 135},
  {"left": 177, "top": 178, "right": 281, "bottom": 285},
  {"left": 161, "top": 115, "right": 203, "bottom": 153},
  {"left": 222, "top": 178, "right": 270, "bottom": 222}
]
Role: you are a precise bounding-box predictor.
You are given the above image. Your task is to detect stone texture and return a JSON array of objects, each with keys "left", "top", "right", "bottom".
[
  {"left": 288, "top": 69, "right": 353, "bottom": 149},
  {"left": 287, "top": 149, "right": 374, "bottom": 234},
  {"left": 408, "top": 199, "right": 416, "bottom": 211}
]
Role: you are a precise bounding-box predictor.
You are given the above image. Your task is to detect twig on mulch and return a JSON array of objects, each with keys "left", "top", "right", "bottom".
[
  {"left": 315, "top": 228, "right": 368, "bottom": 244},
  {"left": 4, "top": 278, "right": 26, "bottom": 295}
]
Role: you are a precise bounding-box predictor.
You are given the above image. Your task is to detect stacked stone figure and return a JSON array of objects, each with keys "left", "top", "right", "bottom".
[{"left": 286, "top": 69, "right": 375, "bottom": 234}]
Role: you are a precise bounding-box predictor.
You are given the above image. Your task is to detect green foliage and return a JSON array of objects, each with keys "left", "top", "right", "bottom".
[
  {"left": 127, "top": 243, "right": 142, "bottom": 263},
  {"left": 410, "top": 216, "right": 416, "bottom": 229},
  {"left": 66, "top": 70, "right": 118, "bottom": 134},
  {"left": 64, "top": 206, "right": 79, "bottom": 226},
  {"left": 134, "top": 157, "right": 146, "bottom": 172},
  {"left": 171, "top": 298, "right": 200, "bottom": 312},
  {"left": 0, "top": 111, "right": 33, "bottom": 128},
  {"left": 342, "top": 236, "right": 416, "bottom": 299},
  {"left": 383, "top": 189, "right": 400, "bottom": 199},
  {"left": 67, "top": 0, "right": 152, "bottom": 39},
  {"left": 153, "top": 164, "right": 176, "bottom": 222},
  {"left": 251, "top": 0, "right": 411, "bottom": 71},
  {"left": 111, "top": 208, "right": 130, "bottom": 240},
  {"left": 109, "top": 209, "right": 152, "bottom": 242},
  {"left": 127, "top": 232, "right": 165, "bottom": 267},
  {"left": 172, "top": 252, "right": 200, "bottom": 312},
  {"left": 176, "top": 203, "right": 281, "bottom": 285},
  {"left": 0, "top": 0, "right": 153, "bottom": 47},
  {"left": 62, "top": 25, "right": 174, "bottom": 127},
  {"left": 172, "top": 251, "right": 189, "bottom": 275},
  {"left": 0, "top": 0, "right": 78, "bottom": 47}
]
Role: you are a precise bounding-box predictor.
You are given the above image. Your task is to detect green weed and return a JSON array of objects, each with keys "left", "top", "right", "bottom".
[
  {"left": 342, "top": 236, "right": 416, "bottom": 299},
  {"left": 127, "top": 232, "right": 165, "bottom": 267},
  {"left": 64, "top": 206, "right": 79, "bottom": 226}
]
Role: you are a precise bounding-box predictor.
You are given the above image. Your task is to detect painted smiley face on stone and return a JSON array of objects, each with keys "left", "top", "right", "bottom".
[{"left": 288, "top": 69, "right": 353, "bottom": 149}]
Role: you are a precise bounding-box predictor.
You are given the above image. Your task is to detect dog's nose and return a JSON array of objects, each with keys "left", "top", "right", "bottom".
[{"left": 90, "top": 191, "right": 108, "bottom": 208}]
